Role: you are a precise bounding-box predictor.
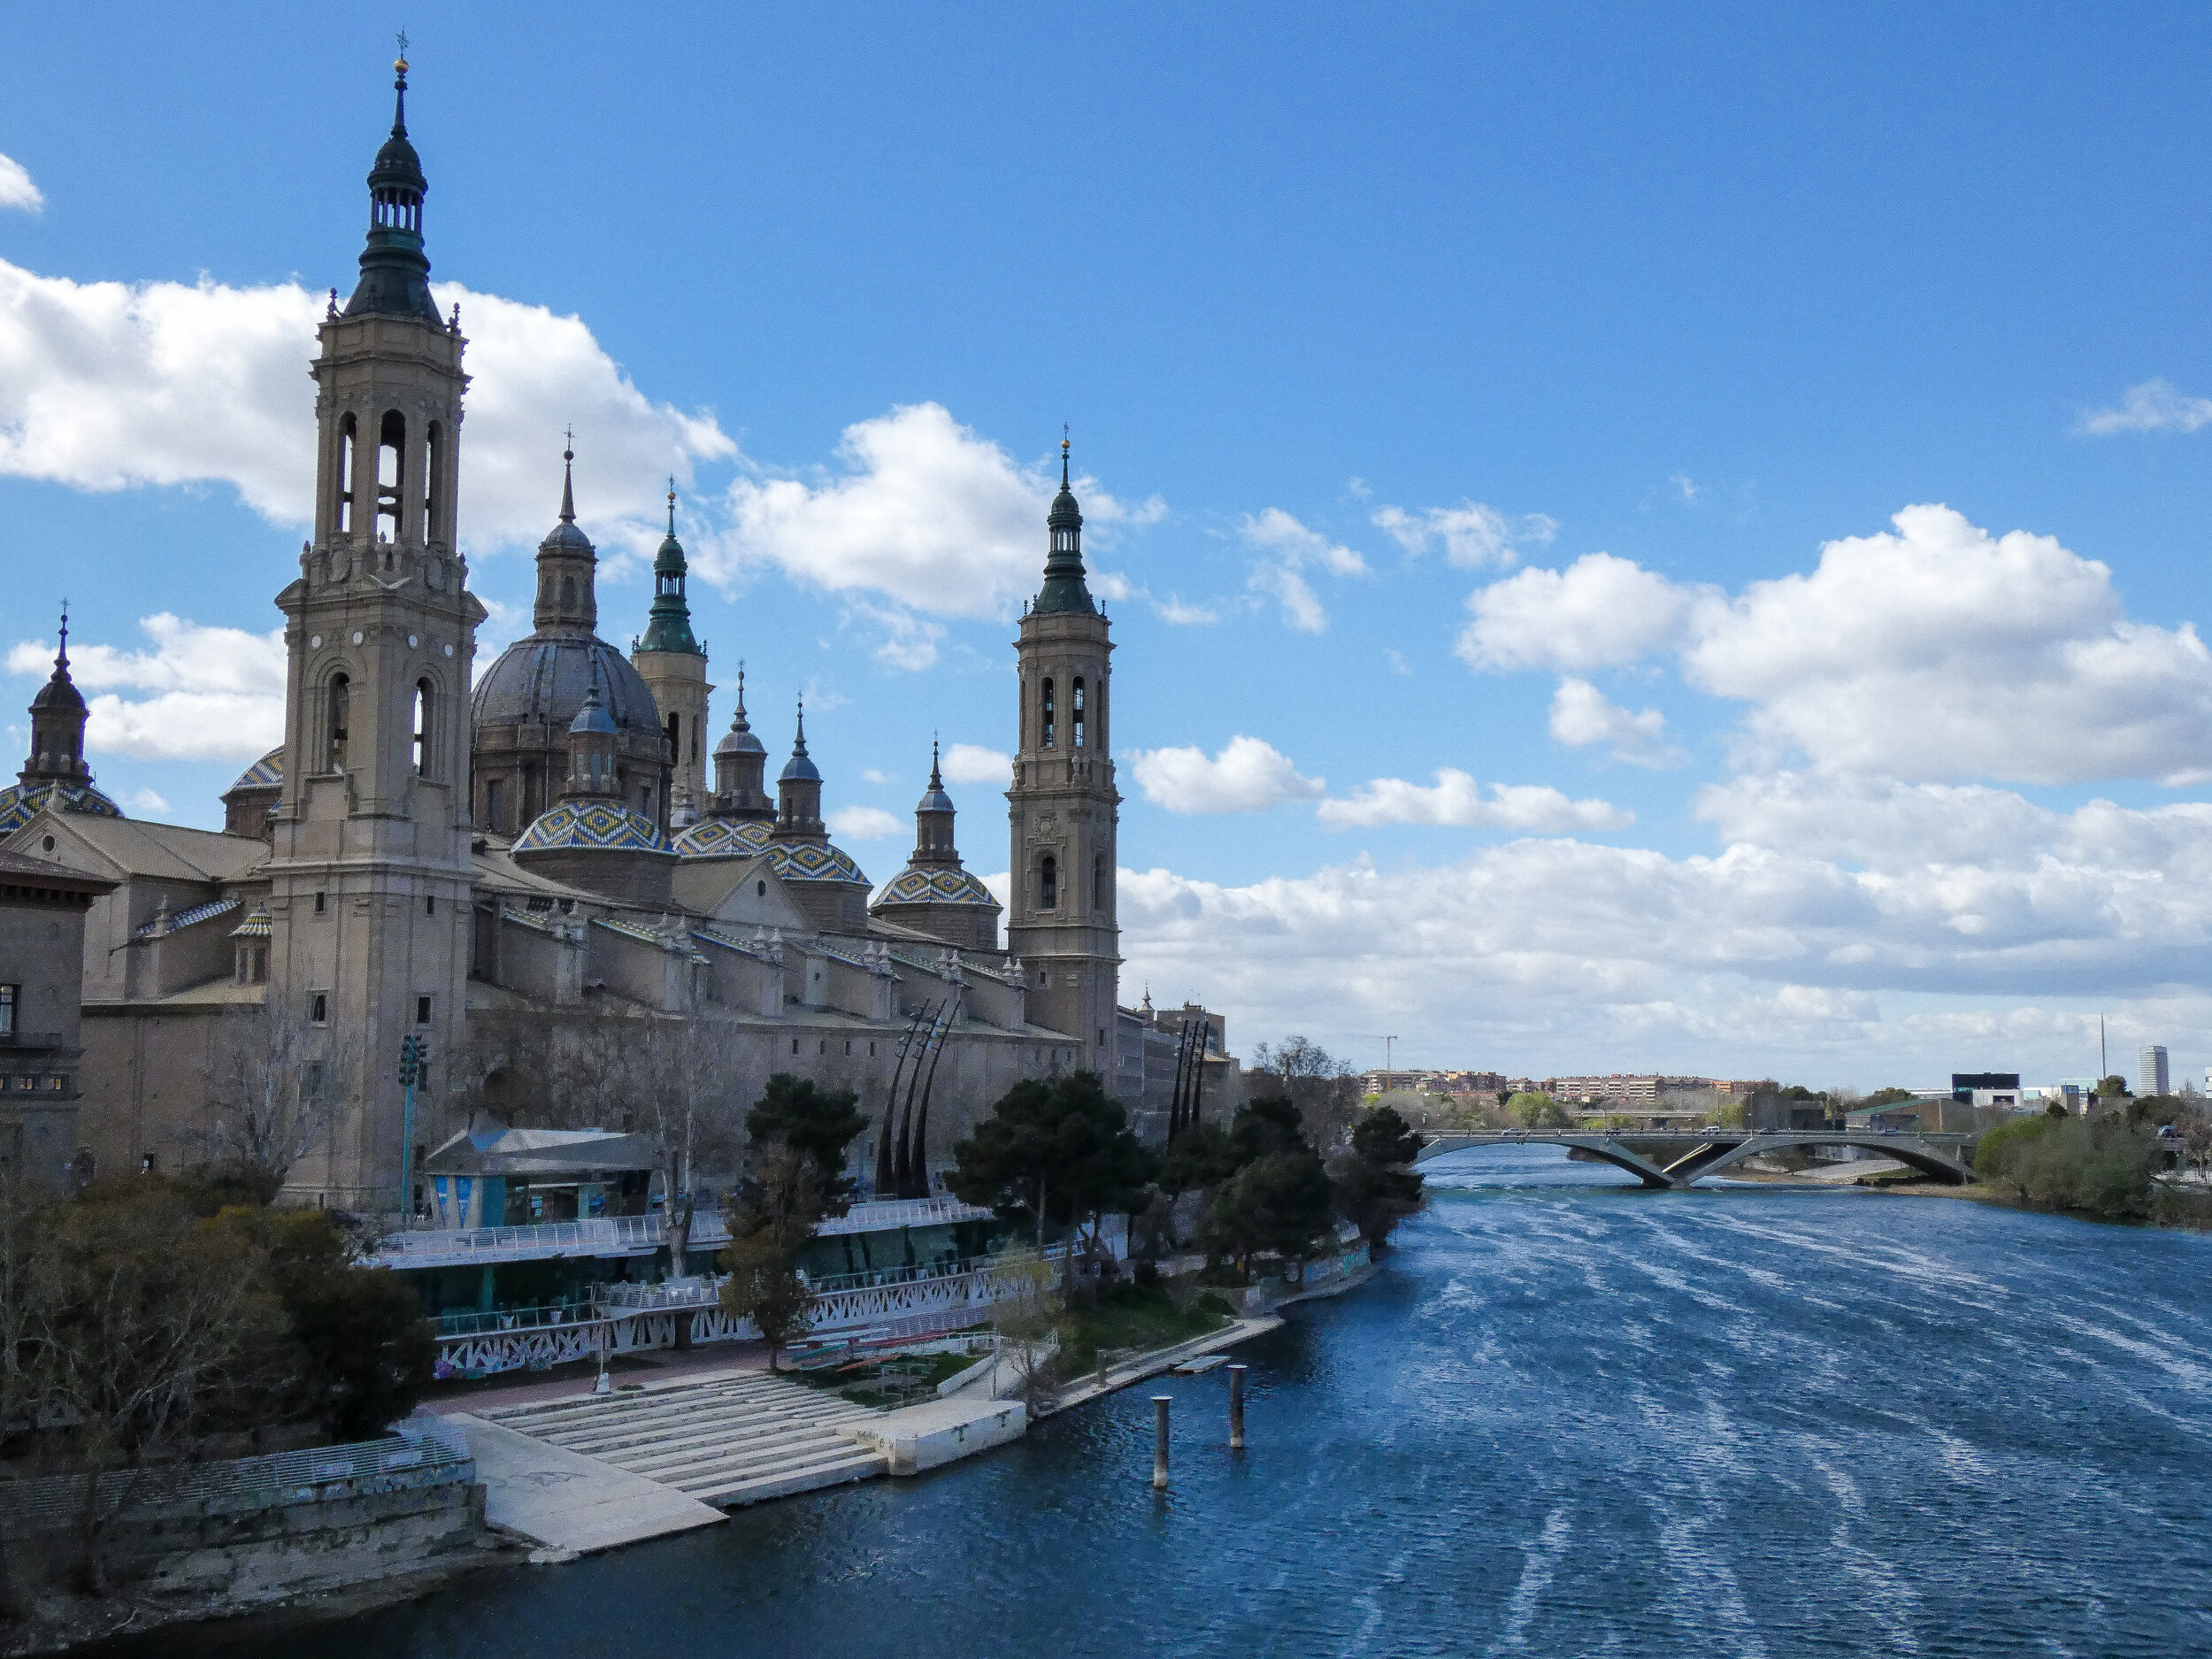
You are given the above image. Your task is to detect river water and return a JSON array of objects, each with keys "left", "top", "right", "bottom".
[{"left": 196, "top": 1146, "right": 2212, "bottom": 1657}]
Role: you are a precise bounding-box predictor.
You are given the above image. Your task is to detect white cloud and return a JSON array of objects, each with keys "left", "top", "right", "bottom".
[
  {"left": 0, "top": 156, "right": 42, "bottom": 212},
  {"left": 827, "top": 805, "right": 904, "bottom": 841},
  {"left": 1670, "top": 474, "right": 1700, "bottom": 504},
  {"left": 1458, "top": 551, "right": 1707, "bottom": 672},
  {"left": 2078, "top": 379, "right": 2212, "bottom": 436},
  {"left": 6, "top": 614, "right": 286, "bottom": 762},
  {"left": 940, "top": 743, "right": 1011, "bottom": 786},
  {"left": 1371, "top": 501, "right": 1557, "bottom": 569},
  {"left": 1384, "top": 648, "right": 1411, "bottom": 676},
  {"left": 1316, "top": 768, "right": 1631, "bottom": 832},
  {"left": 0, "top": 256, "right": 732, "bottom": 551},
  {"left": 1237, "top": 508, "right": 1367, "bottom": 632},
  {"left": 837, "top": 599, "right": 945, "bottom": 672},
  {"left": 127, "top": 787, "right": 169, "bottom": 814},
  {"left": 1127, "top": 736, "right": 1326, "bottom": 814},
  {"left": 1548, "top": 678, "right": 1686, "bottom": 769},
  {"left": 1155, "top": 595, "right": 1221, "bottom": 626},
  {"left": 861, "top": 768, "right": 894, "bottom": 786}
]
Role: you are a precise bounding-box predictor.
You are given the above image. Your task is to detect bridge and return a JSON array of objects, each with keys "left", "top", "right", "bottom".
[{"left": 1414, "top": 1129, "right": 1974, "bottom": 1189}]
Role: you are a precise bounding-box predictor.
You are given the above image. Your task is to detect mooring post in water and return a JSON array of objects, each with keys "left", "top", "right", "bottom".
[
  {"left": 1153, "top": 1395, "right": 1171, "bottom": 1490},
  {"left": 1228, "top": 1363, "right": 1246, "bottom": 1449}
]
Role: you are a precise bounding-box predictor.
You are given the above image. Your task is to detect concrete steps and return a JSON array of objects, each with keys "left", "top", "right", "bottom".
[{"left": 484, "top": 1371, "right": 890, "bottom": 1510}]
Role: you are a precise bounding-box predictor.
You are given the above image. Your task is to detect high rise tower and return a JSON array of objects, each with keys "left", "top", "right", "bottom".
[
  {"left": 265, "top": 55, "right": 485, "bottom": 1210},
  {"left": 632, "top": 480, "right": 711, "bottom": 818},
  {"left": 1005, "top": 440, "right": 1121, "bottom": 1071}
]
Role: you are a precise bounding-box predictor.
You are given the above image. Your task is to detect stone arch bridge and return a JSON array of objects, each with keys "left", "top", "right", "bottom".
[{"left": 1414, "top": 1129, "right": 1973, "bottom": 1189}]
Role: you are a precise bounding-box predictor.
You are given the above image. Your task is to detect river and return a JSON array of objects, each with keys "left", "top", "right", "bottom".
[{"left": 184, "top": 1145, "right": 2212, "bottom": 1657}]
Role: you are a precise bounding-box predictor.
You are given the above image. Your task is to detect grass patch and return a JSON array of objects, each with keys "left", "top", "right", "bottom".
[
  {"left": 783, "top": 1348, "right": 979, "bottom": 1405},
  {"left": 1056, "top": 1281, "right": 1234, "bottom": 1376}
]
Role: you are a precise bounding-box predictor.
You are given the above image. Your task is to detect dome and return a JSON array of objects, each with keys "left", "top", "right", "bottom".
[
  {"left": 674, "top": 817, "right": 774, "bottom": 859},
  {"left": 779, "top": 749, "right": 820, "bottom": 785},
  {"left": 916, "top": 779, "right": 955, "bottom": 815},
  {"left": 569, "top": 685, "right": 618, "bottom": 736},
  {"left": 371, "top": 130, "right": 426, "bottom": 191},
  {"left": 227, "top": 748, "right": 284, "bottom": 794},
  {"left": 715, "top": 718, "right": 765, "bottom": 759},
  {"left": 472, "top": 636, "right": 663, "bottom": 742},
  {"left": 511, "top": 798, "right": 671, "bottom": 856},
  {"left": 877, "top": 866, "right": 999, "bottom": 908},
  {"left": 540, "top": 518, "right": 594, "bottom": 555},
  {"left": 30, "top": 672, "right": 85, "bottom": 715},
  {"left": 761, "top": 840, "right": 868, "bottom": 886},
  {"left": 0, "top": 779, "right": 123, "bottom": 839}
]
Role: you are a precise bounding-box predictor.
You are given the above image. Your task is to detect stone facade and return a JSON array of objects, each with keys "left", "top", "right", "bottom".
[{"left": 0, "top": 849, "right": 112, "bottom": 1184}]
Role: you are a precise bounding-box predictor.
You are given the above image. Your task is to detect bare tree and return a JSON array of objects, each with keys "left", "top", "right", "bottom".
[
  {"left": 195, "top": 999, "right": 356, "bottom": 1194},
  {"left": 1249, "top": 1035, "right": 1361, "bottom": 1150}
]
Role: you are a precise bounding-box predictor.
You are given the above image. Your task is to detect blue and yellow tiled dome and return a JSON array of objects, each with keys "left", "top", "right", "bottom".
[
  {"left": 761, "top": 840, "right": 868, "bottom": 885},
  {"left": 878, "top": 866, "right": 996, "bottom": 906},
  {"left": 227, "top": 749, "right": 284, "bottom": 792},
  {"left": 0, "top": 779, "right": 123, "bottom": 839},
  {"left": 511, "top": 798, "right": 671, "bottom": 855},
  {"left": 674, "top": 817, "right": 774, "bottom": 859}
]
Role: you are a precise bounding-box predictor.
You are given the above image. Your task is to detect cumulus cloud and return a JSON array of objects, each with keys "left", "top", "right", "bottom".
[
  {"left": 1457, "top": 551, "right": 1706, "bottom": 672},
  {"left": 940, "top": 743, "right": 1011, "bottom": 787},
  {"left": 1548, "top": 678, "right": 1686, "bottom": 769},
  {"left": 1371, "top": 500, "right": 1557, "bottom": 568},
  {"left": 1127, "top": 736, "right": 1326, "bottom": 814},
  {"left": 826, "top": 805, "right": 904, "bottom": 841},
  {"left": 6, "top": 614, "right": 286, "bottom": 761},
  {"left": 0, "top": 256, "right": 732, "bottom": 552},
  {"left": 2078, "top": 379, "right": 2212, "bottom": 436},
  {"left": 1316, "top": 769, "right": 1632, "bottom": 832},
  {"left": 0, "top": 156, "right": 42, "bottom": 212},
  {"left": 1237, "top": 508, "right": 1368, "bottom": 633}
]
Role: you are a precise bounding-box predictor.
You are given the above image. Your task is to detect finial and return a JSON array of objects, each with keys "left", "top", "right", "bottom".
[
  {"left": 559, "top": 430, "right": 576, "bottom": 523},
  {"left": 449, "top": 302, "right": 462, "bottom": 333},
  {"left": 736, "top": 663, "right": 747, "bottom": 715},
  {"left": 795, "top": 695, "right": 807, "bottom": 753},
  {"left": 56, "top": 602, "right": 68, "bottom": 672},
  {"left": 667, "top": 476, "right": 677, "bottom": 535},
  {"left": 1061, "top": 426, "right": 1071, "bottom": 488},
  {"left": 326, "top": 287, "right": 339, "bottom": 319},
  {"left": 929, "top": 734, "right": 943, "bottom": 788},
  {"left": 391, "top": 34, "right": 411, "bottom": 132}
]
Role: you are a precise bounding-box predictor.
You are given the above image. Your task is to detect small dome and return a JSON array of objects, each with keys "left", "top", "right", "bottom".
[
  {"left": 714, "top": 717, "right": 765, "bottom": 759},
  {"left": 569, "top": 684, "right": 618, "bottom": 736},
  {"left": 0, "top": 780, "right": 123, "bottom": 839},
  {"left": 30, "top": 672, "right": 85, "bottom": 715},
  {"left": 654, "top": 529, "right": 686, "bottom": 574},
  {"left": 371, "top": 130, "right": 426, "bottom": 192},
  {"left": 512, "top": 798, "right": 671, "bottom": 856},
  {"left": 674, "top": 817, "right": 774, "bottom": 859},
  {"left": 540, "top": 518, "right": 594, "bottom": 556},
  {"left": 779, "top": 749, "right": 821, "bottom": 785},
  {"left": 761, "top": 840, "right": 868, "bottom": 886},
  {"left": 916, "top": 779, "right": 955, "bottom": 815},
  {"left": 877, "top": 866, "right": 1000, "bottom": 909},
  {"left": 227, "top": 748, "right": 284, "bottom": 794}
]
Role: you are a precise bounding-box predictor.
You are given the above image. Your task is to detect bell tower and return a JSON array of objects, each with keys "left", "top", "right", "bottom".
[
  {"left": 1005, "top": 440, "right": 1121, "bottom": 1073},
  {"left": 264, "top": 53, "right": 485, "bottom": 1212},
  {"left": 631, "top": 481, "right": 712, "bottom": 818}
]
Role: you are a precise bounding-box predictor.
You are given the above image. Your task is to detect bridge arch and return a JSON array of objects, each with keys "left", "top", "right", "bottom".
[
  {"left": 1415, "top": 1134, "right": 1675, "bottom": 1189},
  {"left": 1683, "top": 1133, "right": 1969, "bottom": 1187}
]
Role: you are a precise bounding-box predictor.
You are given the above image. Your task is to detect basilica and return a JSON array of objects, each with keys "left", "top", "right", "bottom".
[{"left": 0, "top": 61, "right": 1233, "bottom": 1210}]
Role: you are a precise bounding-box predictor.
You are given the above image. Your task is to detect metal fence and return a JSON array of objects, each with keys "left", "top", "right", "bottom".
[{"left": 0, "top": 1419, "right": 474, "bottom": 1540}]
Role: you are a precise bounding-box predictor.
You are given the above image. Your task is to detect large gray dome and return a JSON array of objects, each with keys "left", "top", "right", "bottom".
[{"left": 472, "top": 634, "right": 663, "bottom": 742}]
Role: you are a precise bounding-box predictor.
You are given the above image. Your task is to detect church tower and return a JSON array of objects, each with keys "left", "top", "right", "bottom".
[
  {"left": 631, "top": 481, "right": 711, "bottom": 820},
  {"left": 1005, "top": 441, "right": 1121, "bottom": 1071},
  {"left": 264, "top": 55, "right": 484, "bottom": 1211}
]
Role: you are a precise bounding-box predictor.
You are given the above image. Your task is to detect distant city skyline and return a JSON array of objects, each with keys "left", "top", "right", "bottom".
[{"left": 5, "top": 9, "right": 2212, "bottom": 1087}]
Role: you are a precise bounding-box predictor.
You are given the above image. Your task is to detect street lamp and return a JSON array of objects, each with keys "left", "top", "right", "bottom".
[{"left": 396, "top": 1033, "right": 426, "bottom": 1230}]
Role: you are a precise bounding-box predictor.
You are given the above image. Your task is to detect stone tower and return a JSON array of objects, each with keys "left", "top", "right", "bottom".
[
  {"left": 631, "top": 482, "right": 711, "bottom": 819},
  {"left": 264, "top": 55, "right": 484, "bottom": 1211},
  {"left": 1005, "top": 441, "right": 1121, "bottom": 1071},
  {"left": 870, "top": 741, "right": 1002, "bottom": 950},
  {"left": 706, "top": 668, "right": 774, "bottom": 821}
]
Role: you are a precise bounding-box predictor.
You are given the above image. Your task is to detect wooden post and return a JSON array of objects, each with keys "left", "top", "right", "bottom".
[
  {"left": 1227, "top": 1363, "right": 1246, "bottom": 1449},
  {"left": 1152, "top": 1395, "right": 1171, "bottom": 1490}
]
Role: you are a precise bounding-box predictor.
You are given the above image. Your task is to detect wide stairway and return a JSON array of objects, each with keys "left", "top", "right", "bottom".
[{"left": 482, "top": 1371, "right": 890, "bottom": 1509}]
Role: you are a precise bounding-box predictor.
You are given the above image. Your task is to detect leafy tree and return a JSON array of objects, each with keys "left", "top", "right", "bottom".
[
  {"left": 719, "top": 1143, "right": 821, "bottom": 1369},
  {"left": 2096, "top": 1073, "right": 2131, "bottom": 1099},
  {"left": 747, "top": 1072, "right": 869, "bottom": 1213},
  {"left": 1230, "top": 1095, "right": 1311, "bottom": 1163},
  {"left": 1349, "top": 1104, "right": 1423, "bottom": 1165},
  {"left": 1507, "top": 1091, "right": 1571, "bottom": 1129},
  {"left": 1862, "top": 1087, "right": 1918, "bottom": 1108},
  {"left": 1333, "top": 1105, "right": 1426, "bottom": 1251},
  {"left": 1197, "top": 1151, "right": 1337, "bottom": 1278},
  {"left": 1157, "top": 1121, "right": 1240, "bottom": 1197}
]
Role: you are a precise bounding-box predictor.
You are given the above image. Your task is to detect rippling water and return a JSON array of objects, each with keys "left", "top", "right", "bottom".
[{"left": 195, "top": 1147, "right": 2212, "bottom": 1657}]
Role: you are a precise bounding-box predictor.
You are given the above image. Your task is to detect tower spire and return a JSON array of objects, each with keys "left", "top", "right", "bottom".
[
  {"left": 560, "top": 431, "right": 576, "bottom": 522},
  {"left": 344, "top": 50, "right": 440, "bottom": 324},
  {"left": 1036, "top": 431, "right": 1094, "bottom": 615}
]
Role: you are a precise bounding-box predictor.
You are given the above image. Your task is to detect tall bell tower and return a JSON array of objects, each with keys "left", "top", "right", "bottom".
[
  {"left": 265, "top": 54, "right": 484, "bottom": 1212},
  {"left": 1005, "top": 440, "right": 1122, "bottom": 1074}
]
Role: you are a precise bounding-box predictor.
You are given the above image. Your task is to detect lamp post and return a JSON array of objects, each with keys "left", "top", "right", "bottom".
[{"left": 396, "top": 1033, "right": 426, "bottom": 1231}]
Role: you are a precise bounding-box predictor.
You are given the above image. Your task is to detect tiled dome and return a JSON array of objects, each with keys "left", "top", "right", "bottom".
[
  {"left": 0, "top": 779, "right": 123, "bottom": 839},
  {"left": 878, "top": 866, "right": 999, "bottom": 907},
  {"left": 674, "top": 817, "right": 774, "bottom": 859},
  {"left": 761, "top": 840, "right": 868, "bottom": 885},
  {"left": 228, "top": 748, "right": 284, "bottom": 792},
  {"left": 511, "top": 798, "right": 671, "bottom": 855}
]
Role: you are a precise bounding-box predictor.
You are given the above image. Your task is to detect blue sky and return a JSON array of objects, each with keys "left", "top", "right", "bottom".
[{"left": 6, "top": 4, "right": 2212, "bottom": 1089}]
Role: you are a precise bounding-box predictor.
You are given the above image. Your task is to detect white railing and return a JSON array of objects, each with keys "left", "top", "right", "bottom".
[{"left": 818, "top": 1196, "right": 997, "bottom": 1235}]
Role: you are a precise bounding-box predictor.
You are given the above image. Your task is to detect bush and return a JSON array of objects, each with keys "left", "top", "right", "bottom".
[{"left": 1978, "top": 1115, "right": 2155, "bottom": 1218}]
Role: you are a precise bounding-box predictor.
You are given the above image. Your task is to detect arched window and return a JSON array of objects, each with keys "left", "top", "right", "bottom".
[
  {"left": 485, "top": 777, "right": 505, "bottom": 832},
  {"left": 1040, "top": 854, "right": 1058, "bottom": 910},
  {"left": 1041, "top": 678, "right": 1056, "bottom": 749},
  {"left": 665, "top": 712, "right": 680, "bottom": 764},
  {"left": 336, "top": 413, "right": 357, "bottom": 534},
  {"left": 561, "top": 574, "right": 578, "bottom": 610},
  {"left": 411, "top": 680, "right": 433, "bottom": 776},
  {"left": 1072, "top": 678, "right": 1086, "bottom": 749},
  {"left": 424, "top": 421, "right": 445, "bottom": 541},
  {"left": 1094, "top": 852, "right": 1108, "bottom": 910},
  {"left": 326, "top": 674, "right": 350, "bottom": 772},
  {"left": 376, "top": 411, "right": 406, "bottom": 543}
]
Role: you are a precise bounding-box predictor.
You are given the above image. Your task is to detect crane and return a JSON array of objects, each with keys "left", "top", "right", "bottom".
[{"left": 1348, "top": 1033, "right": 1402, "bottom": 1094}]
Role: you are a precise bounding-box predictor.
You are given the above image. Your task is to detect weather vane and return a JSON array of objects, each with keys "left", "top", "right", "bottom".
[{"left": 396, "top": 28, "right": 410, "bottom": 59}]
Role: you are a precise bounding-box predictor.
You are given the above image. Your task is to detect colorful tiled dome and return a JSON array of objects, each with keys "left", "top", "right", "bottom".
[
  {"left": 511, "top": 798, "right": 671, "bottom": 855},
  {"left": 228, "top": 748, "right": 284, "bottom": 792},
  {"left": 0, "top": 779, "right": 123, "bottom": 839},
  {"left": 761, "top": 840, "right": 868, "bottom": 885},
  {"left": 877, "top": 866, "right": 999, "bottom": 907},
  {"left": 674, "top": 817, "right": 774, "bottom": 859}
]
